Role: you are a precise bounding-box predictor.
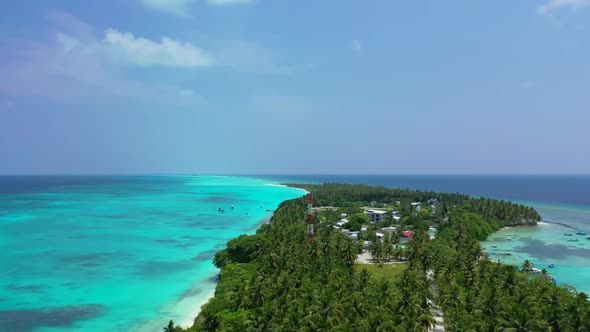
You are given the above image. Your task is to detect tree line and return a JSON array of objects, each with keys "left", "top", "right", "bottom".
[{"left": 173, "top": 184, "right": 586, "bottom": 331}]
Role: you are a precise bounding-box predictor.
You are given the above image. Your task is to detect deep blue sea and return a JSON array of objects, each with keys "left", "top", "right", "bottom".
[{"left": 1, "top": 175, "right": 589, "bottom": 331}]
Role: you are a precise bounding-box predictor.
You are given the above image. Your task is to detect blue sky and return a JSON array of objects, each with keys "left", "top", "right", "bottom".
[{"left": 0, "top": 0, "right": 589, "bottom": 174}]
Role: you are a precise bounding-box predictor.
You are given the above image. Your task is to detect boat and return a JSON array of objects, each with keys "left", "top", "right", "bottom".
[
  {"left": 564, "top": 233, "right": 573, "bottom": 236},
  {"left": 548, "top": 264, "right": 555, "bottom": 268},
  {"left": 491, "top": 245, "right": 497, "bottom": 248},
  {"left": 567, "top": 238, "right": 579, "bottom": 242},
  {"left": 587, "top": 236, "right": 590, "bottom": 240},
  {"left": 576, "top": 231, "right": 586, "bottom": 235},
  {"left": 507, "top": 237, "right": 512, "bottom": 240}
]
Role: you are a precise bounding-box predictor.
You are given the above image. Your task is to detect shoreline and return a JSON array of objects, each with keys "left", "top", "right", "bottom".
[
  {"left": 179, "top": 288, "right": 216, "bottom": 329},
  {"left": 175, "top": 201, "right": 297, "bottom": 330}
]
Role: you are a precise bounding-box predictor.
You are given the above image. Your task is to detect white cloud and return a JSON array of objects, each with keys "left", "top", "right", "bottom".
[
  {"left": 56, "top": 32, "right": 80, "bottom": 52},
  {"left": 104, "top": 29, "right": 213, "bottom": 68},
  {"left": 537, "top": 0, "right": 590, "bottom": 14},
  {"left": 351, "top": 39, "right": 362, "bottom": 52},
  {"left": 0, "top": 23, "right": 208, "bottom": 108},
  {"left": 207, "top": 0, "right": 252, "bottom": 5},
  {"left": 45, "top": 8, "right": 93, "bottom": 36},
  {"left": 139, "top": 0, "right": 194, "bottom": 16}
]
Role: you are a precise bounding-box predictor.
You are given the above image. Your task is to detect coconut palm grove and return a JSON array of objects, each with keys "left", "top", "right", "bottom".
[{"left": 173, "top": 184, "right": 590, "bottom": 331}]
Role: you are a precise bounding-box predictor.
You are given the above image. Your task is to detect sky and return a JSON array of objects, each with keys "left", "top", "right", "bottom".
[{"left": 0, "top": 0, "right": 589, "bottom": 175}]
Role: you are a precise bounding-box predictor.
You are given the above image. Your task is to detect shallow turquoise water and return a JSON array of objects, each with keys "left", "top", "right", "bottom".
[
  {"left": 0, "top": 176, "right": 305, "bottom": 331},
  {"left": 482, "top": 213, "right": 590, "bottom": 294}
]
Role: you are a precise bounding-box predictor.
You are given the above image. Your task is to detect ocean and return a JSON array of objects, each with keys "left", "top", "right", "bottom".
[
  {"left": 260, "top": 175, "right": 590, "bottom": 293},
  {"left": 0, "top": 176, "right": 305, "bottom": 331},
  {"left": 1, "top": 175, "right": 589, "bottom": 331}
]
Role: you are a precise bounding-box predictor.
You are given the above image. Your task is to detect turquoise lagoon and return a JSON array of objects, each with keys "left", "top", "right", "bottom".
[
  {"left": 0, "top": 176, "right": 305, "bottom": 331},
  {"left": 482, "top": 202, "right": 590, "bottom": 294}
]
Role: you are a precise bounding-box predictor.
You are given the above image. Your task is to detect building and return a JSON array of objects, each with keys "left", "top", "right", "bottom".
[
  {"left": 336, "top": 218, "right": 349, "bottom": 227},
  {"left": 381, "top": 226, "right": 397, "bottom": 233},
  {"left": 365, "top": 209, "right": 387, "bottom": 222},
  {"left": 410, "top": 202, "right": 422, "bottom": 211},
  {"left": 391, "top": 211, "right": 401, "bottom": 222}
]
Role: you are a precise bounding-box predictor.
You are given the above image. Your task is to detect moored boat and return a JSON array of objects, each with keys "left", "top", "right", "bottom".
[
  {"left": 548, "top": 264, "right": 555, "bottom": 268},
  {"left": 567, "top": 238, "right": 579, "bottom": 242},
  {"left": 564, "top": 233, "right": 573, "bottom": 236}
]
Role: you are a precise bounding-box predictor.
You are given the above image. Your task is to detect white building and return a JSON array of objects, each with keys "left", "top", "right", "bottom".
[
  {"left": 410, "top": 202, "right": 422, "bottom": 211},
  {"left": 336, "top": 218, "right": 349, "bottom": 227},
  {"left": 392, "top": 211, "right": 401, "bottom": 222},
  {"left": 381, "top": 226, "right": 397, "bottom": 233},
  {"left": 365, "top": 209, "right": 387, "bottom": 222}
]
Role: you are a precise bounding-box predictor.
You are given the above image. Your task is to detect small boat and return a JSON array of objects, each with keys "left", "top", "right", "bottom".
[
  {"left": 230, "top": 205, "right": 235, "bottom": 210},
  {"left": 587, "top": 236, "right": 590, "bottom": 240},
  {"left": 507, "top": 237, "right": 512, "bottom": 241},
  {"left": 548, "top": 264, "right": 555, "bottom": 268},
  {"left": 564, "top": 233, "right": 573, "bottom": 236},
  {"left": 491, "top": 245, "right": 497, "bottom": 248},
  {"left": 567, "top": 238, "right": 579, "bottom": 242},
  {"left": 576, "top": 231, "right": 586, "bottom": 235}
]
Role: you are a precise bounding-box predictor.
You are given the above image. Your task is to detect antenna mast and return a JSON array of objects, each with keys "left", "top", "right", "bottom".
[{"left": 307, "top": 193, "right": 314, "bottom": 240}]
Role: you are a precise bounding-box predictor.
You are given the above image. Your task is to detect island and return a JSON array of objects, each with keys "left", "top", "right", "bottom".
[{"left": 174, "top": 183, "right": 590, "bottom": 331}]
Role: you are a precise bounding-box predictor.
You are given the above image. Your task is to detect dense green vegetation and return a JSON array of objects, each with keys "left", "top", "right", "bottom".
[
  {"left": 289, "top": 183, "right": 541, "bottom": 228},
  {"left": 430, "top": 215, "right": 590, "bottom": 330},
  {"left": 178, "top": 183, "right": 588, "bottom": 331}
]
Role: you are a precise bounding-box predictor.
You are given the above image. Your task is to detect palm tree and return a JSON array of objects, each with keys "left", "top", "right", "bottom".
[
  {"left": 163, "top": 320, "right": 175, "bottom": 332},
  {"left": 342, "top": 240, "right": 358, "bottom": 268},
  {"left": 521, "top": 260, "right": 534, "bottom": 273}
]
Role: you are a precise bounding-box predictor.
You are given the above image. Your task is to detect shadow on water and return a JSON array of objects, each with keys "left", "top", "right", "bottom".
[
  {"left": 136, "top": 261, "right": 195, "bottom": 278},
  {"left": 6, "top": 284, "right": 44, "bottom": 293},
  {"left": 517, "top": 239, "right": 590, "bottom": 260},
  {"left": 191, "top": 249, "right": 219, "bottom": 261},
  {"left": 0, "top": 304, "right": 107, "bottom": 331}
]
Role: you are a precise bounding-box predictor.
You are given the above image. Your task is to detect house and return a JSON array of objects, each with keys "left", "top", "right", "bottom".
[
  {"left": 340, "top": 229, "right": 358, "bottom": 239},
  {"left": 361, "top": 225, "right": 368, "bottom": 232},
  {"left": 381, "top": 226, "right": 397, "bottom": 233},
  {"left": 402, "top": 230, "right": 415, "bottom": 238},
  {"left": 336, "top": 218, "right": 349, "bottom": 227},
  {"left": 365, "top": 209, "right": 387, "bottom": 222},
  {"left": 391, "top": 211, "right": 401, "bottom": 223},
  {"left": 410, "top": 202, "right": 422, "bottom": 211}
]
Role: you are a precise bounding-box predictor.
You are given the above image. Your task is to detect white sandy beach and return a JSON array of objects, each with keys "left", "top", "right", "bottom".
[{"left": 179, "top": 288, "right": 216, "bottom": 329}]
